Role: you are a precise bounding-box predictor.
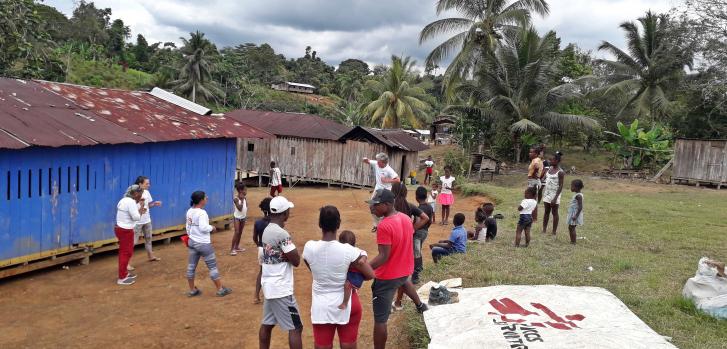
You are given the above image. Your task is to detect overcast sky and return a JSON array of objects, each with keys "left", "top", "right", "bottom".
[{"left": 47, "top": 0, "right": 680, "bottom": 68}]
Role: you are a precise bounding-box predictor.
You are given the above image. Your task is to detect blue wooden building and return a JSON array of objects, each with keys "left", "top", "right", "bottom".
[{"left": 0, "top": 79, "right": 271, "bottom": 276}]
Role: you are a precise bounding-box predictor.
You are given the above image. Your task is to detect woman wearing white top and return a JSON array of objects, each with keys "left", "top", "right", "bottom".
[
  {"left": 115, "top": 185, "right": 146, "bottom": 286},
  {"left": 303, "top": 206, "right": 375, "bottom": 349},
  {"left": 185, "top": 191, "right": 232, "bottom": 297},
  {"left": 437, "top": 166, "right": 456, "bottom": 225}
]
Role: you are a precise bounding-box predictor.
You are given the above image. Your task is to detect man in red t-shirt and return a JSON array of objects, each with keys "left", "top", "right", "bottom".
[{"left": 367, "top": 189, "right": 428, "bottom": 349}]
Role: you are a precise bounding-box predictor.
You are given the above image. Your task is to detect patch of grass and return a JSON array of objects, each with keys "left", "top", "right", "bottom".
[{"left": 405, "top": 175, "right": 727, "bottom": 349}]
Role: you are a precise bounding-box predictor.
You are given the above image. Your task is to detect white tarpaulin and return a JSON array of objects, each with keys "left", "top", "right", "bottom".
[{"left": 424, "top": 285, "right": 676, "bottom": 349}]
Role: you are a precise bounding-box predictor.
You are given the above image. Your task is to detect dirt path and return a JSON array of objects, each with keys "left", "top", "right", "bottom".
[{"left": 0, "top": 186, "right": 487, "bottom": 348}]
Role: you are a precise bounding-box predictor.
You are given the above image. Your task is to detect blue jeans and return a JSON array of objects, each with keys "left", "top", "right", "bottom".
[
  {"left": 431, "top": 246, "right": 453, "bottom": 263},
  {"left": 186, "top": 240, "right": 220, "bottom": 280}
]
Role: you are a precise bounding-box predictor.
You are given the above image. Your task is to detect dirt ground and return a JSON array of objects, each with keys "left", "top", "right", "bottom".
[{"left": 0, "top": 186, "right": 487, "bottom": 349}]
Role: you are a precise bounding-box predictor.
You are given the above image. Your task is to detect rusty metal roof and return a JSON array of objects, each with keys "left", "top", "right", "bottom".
[
  {"left": 226, "top": 109, "right": 351, "bottom": 141},
  {"left": 0, "top": 78, "right": 147, "bottom": 149},
  {"left": 339, "top": 126, "right": 429, "bottom": 152},
  {"left": 39, "top": 81, "right": 272, "bottom": 143}
]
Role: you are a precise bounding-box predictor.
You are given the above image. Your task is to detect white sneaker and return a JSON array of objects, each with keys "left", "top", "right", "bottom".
[{"left": 117, "top": 277, "right": 136, "bottom": 286}]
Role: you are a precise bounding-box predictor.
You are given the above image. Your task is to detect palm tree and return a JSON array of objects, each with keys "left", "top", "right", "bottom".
[
  {"left": 174, "top": 31, "right": 220, "bottom": 103},
  {"left": 364, "top": 55, "right": 432, "bottom": 128},
  {"left": 447, "top": 27, "right": 599, "bottom": 162},
  {"left": 595, "top": 11, "right": 693, "bottom": 120},
  {"left": 419, "top": 0, "right": 549, "bottom": 93},
  {"left": 336, "top": 72, "right": 364, "bottom": 102}
]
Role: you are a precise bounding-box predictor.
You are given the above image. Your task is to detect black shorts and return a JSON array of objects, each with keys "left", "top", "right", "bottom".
[
  {"left": 371, "top": 276, "right": 408, "bottom": 323},
  {"left": 518, "top": 214, "right": 533, "bottom": 229}
]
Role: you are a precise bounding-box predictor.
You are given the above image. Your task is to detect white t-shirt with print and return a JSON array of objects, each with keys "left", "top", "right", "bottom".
[
  {"left": 137, "top": 190, "right": 153, "bottom": 225},
  {"left": 519, "top": 199, "right": 538, "bottom": 215},
  {"left": 303, "top": 240, "right": 366, "bottom": 324},
  {"left": 186, "top": 208, "right": 214, "bottom": 244},
  {"left": 261, "top": 223, "right": 297, "bottom": 299},
  {"left": 368, "top": 160, "right": 398, "bottom": 190},
  {"left": 425, "top": 160, "right": 434, "bottom": 168},
  {"left": 271, "top": 168, "right": 282, "bottom": 186},
  {"left": 116, "top": 197, "right": 141, "bottom": 229},
  {"left": 440, "top": 176, "right": 455, "bottom": 194}
]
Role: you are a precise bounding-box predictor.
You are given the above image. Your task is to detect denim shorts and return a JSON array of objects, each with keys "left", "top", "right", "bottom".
[{"left": 517, "top": 214, "right": 533, "bottom": 229}]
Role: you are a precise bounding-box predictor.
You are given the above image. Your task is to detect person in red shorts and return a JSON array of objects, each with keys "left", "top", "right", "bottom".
[
  {"left": 423, "top": 155, "right": 434, "bottom": 185},
  {"left": 368, "top": 189, "right": 428, "bottom": 349},
  {"left": 303, "top": 206, "right": 375, "bottom": 349},
  {"left": 269, "top": 161, "right": 283, "bottom": 197}
]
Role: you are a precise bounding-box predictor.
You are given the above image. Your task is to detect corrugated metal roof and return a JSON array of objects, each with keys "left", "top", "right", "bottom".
[
  {"left": 38, "top": 80, "right": 272, "bottom": 143},
  {"left": 226, "top": 109, "right": 351, "bottom": 141},
  {"left": 0, "top": 78, "right": 147, "bottom": 149},
  {"left": 285, "top": 82, "right": 316, "bottom": 89},
  {"left": 149, "top": 87, "right": 211, "bottom": 115},
  {"left": 339, "top": 126, "right": 429, "bottom": 152}
]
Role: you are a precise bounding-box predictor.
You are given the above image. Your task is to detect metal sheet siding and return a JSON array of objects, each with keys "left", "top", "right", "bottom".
[{"left": 0, "top": 139, "right": 236, "bottom": 264}]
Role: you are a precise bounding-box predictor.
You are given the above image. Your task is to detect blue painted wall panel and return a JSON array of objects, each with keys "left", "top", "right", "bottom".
[{"left": 0, "top": 138, "right": 236, "bottom": 262}]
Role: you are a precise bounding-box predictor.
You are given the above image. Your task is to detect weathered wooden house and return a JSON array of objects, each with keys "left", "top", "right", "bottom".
[
  {"left": 0, "top": 78, "right": 271, "bottom": 277},
  {"left": 673, "top": 138, "right": 727, "bottom": 188},
  {"left": 430, "top": 115, "right": 457, "bottom": 145},
  {"left": 227, "top": 111, "right": 428, "bottom": 187},
  {"left": 228, "top": 110, "right": 352, "bottom": 185}
]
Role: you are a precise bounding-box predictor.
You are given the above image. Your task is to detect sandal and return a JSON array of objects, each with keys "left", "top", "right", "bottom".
[
  {"left": 235, "top": 248, "right": 246, "bottom": 253},
  {"left": 230, "top": 250, "right": 238, "bottom": 256},
  {"left": 188, "top": 288, "right": 201, "bottom": 297},
  {"left": 392, "top": 301, "right": 403, "bottom": 311},
  {"left": 127, "top": 265, "right": 136, "bottom": 271},
  {"left": 148, "top": 257, "right": 161, "bottom": 262},
  {"left": 216, "top": 287, "right": 232, "bottom": 297}
]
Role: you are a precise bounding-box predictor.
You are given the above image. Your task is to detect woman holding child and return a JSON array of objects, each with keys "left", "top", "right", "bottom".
[{"left": 303, "top": 206, "right": 375, "bottom": 349}]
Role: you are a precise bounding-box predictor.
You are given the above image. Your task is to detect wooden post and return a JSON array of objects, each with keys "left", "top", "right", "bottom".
[
  {"left": 80, "top": 255, "right": 90, "bottom": 265},
  {"left": 164, "top": 237, "right": 171, "bottom": 245}
]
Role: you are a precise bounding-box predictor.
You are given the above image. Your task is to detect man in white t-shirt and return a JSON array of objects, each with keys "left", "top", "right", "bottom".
[
  {"left": 362, "top": 153, "right": 400, "bottom": 232},
  {"left": 259, "top": 196, "right": 302, "bottom": 349}
]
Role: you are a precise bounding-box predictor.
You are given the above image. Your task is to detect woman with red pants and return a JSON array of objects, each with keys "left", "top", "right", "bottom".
[
  {"left": 303, "top": 206, "right": 375, "bottom": 349},
  {"left": 115, "top": 185, "right": 146, "bottom": 286}
]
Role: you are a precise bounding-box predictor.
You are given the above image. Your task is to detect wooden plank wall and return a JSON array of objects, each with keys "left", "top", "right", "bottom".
[
  {"left": 238, "top": 138, "right": 421, "bottom": 187},
  {"left": 673, "top": 139, "right": 727, "bottom": 183}
]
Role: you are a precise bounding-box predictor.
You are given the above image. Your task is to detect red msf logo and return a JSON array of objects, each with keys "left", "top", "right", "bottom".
[{"left": 488, "top": 298, "right": 586, "bottom": 330}]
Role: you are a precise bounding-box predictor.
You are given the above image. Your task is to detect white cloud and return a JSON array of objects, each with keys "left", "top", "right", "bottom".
[{"left": 45, "top": 0, "right": 682, "bottom": 65}]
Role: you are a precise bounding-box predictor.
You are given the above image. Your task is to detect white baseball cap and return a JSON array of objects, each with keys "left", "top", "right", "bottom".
[{"left": 269, "top": 196, "right": 294, "bottom": 213}]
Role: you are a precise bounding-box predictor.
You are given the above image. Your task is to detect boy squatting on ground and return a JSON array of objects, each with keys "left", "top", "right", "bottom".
[
  {"left": 338, "top": 230, "right": 366, "bottom": 310},
  {"left": 515, "top": 187, "right": 538, "bottom": 247},
  {"left": 429, "top": 213, "right": 467, "bottom": 263}
]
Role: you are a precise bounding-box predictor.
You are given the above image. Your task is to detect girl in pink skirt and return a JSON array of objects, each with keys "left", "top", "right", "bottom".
[{"left": 438, "top": 166, "right": 455, "bottom": 225}]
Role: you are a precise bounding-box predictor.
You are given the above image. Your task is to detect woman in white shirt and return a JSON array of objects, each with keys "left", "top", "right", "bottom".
[
  {"left": 186, "top": 191, "right": 232, "bottom": 297},
  {"left": 130, "top": 176, "right": 162, "bottom": 271},
  {"left": 115, "top": 185, "right": 146, "bottom": 286},
  {"left": 437, "top": 166, "right": 456, "bottom": 225},
  {"left": 303, "top": 206, "right": 375, "bottom": 349}
]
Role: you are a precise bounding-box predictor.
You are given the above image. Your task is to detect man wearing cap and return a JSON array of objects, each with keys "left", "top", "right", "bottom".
[
  {"left": 367, "top": 189, "right": 428, "bottom": 349},
  {"left": 259, "top": 196, "right": 303, "bottom": 349},
  {"left": 362, "top": 153, "right": 400, "bottom": 232}
]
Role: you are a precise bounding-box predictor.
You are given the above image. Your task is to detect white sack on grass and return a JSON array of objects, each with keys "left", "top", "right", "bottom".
[
  {"left": 682, "top": 257, "right": 727, "bottom": 319},
  {"left": 424, "top": 285, "right": 676, "bottom": 349}
]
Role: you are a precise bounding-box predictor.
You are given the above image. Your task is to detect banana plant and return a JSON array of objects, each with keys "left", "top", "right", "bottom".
[{"left": 604, "top": 119, "right": 672, "bottom": 169}]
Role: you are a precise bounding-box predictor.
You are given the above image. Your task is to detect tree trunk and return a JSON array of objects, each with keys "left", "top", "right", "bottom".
[
  {"left": 192, "top": 84, "right": 196, "bottom": 103},
  {"left": 513, "top": 134, "right": 521, "bottom": 163}
]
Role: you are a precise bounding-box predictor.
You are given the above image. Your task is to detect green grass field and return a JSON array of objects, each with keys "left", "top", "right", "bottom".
[{"left": 406, "top": 177, "right": 727, "bottom": 349}]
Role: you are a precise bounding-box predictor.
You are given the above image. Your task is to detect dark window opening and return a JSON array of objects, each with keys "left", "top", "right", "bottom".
[
  {"left": 86, "top": 165, "right": 90, "bottom": 191},
  {"left": 94, "top": 171, "right": 97, "bottom": 190},
  {"left": 39, "top": 169, "right": 43, "bottom": 197},
  {"left": 17, "top": 170, "right": 21, "bottom": 199},
  {"left": 76, "top": 165, "right": 80, "bottom": 192},
  {"left": 5, "top": 171, "right": 9, "bottom": 200},
  {"left": 28, "top": 169, "right": 32, "bottom": 198},
  {"left": 58, "top": 167, "right": 62, "bottom": 194},
  {"left": 247, "top": 143, "right": 254, "bottom": 152},
  {"left": 291, "top": 147, "right": 296, "bottom": 156},
  {"left": 66, "top": 166, "right": 70, "bottom": 193},
  {"left": 48, "top": 168, "right": 53, "bottom": 195}
]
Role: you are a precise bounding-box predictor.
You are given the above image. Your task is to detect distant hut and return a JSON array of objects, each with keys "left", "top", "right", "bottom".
[
  {"left": 227, "top": 110, "right": 352, "bottom": 186},
  {"left": 338, "top": 126, "right": 429, "bottom": 182},
  {"left": 430, "top": 115, "right": 457, "bottom": 145},
  {"left": 271, "top": 82, "right": 316, "bottom": 94},
  {"left": 0, "top": 79, "right": 271, "bottom": 277},
  {"left": 673, "top": 138, "right": 727, "bottom": 188}
]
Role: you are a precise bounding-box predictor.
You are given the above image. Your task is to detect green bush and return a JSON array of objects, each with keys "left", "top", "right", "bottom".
[{"left": 442, "top": 149, "right": 469, "bottom": 179}]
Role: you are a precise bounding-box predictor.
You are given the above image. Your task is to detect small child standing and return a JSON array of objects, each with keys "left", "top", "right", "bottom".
[
  {"left": 269, "top": 161, "right": 283, "bottom": 197},
  {"left": 338, "top": 230, "right": 365, "bottom": 309},
  {"left": 438, "top": 166, "right": 456, "bottom": 225},
  {"left": 231, "top": 182, "right": 247, "bottom": 255},
  {"left": 427, "top": 183, "right": 438, "bottom": 224},
  {"left": 567, "top": 179, "right": 584, "bottom": 245},
  {"left": 515, "top": 187, "right": 538, "bottom": 247}
]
